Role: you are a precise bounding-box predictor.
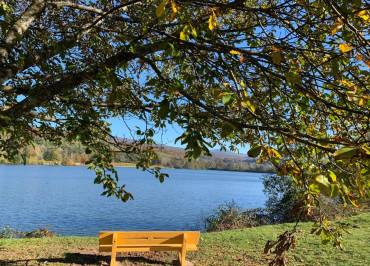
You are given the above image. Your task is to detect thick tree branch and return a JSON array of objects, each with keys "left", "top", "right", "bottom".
[
  {"left": 0, "top": 0, "right": 46, "bottom": 63},
  {"left": 1, "top": 40, "right": 169, "bottom": 123}
]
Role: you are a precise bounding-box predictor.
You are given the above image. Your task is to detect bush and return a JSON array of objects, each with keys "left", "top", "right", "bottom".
[
  {"left": 205, "top": 175, "right": 366, "bottom": 232},
  {"left": 205, "top": 201, "right": 270, "bottom": 232},
  {"left": 0, "top": 227, "right": 55, "bottom": 239},
  {"left": 263, "top": 175, "right": 304, "bottom": 223},
  {"left": 25, "top": 228, "right": 55, "bottom": 238},
  {"left": 263, "top": 175, "right": 362, "bottom": 223},
  {"left": 0, "top": 226, "right": 25, "bottom": 238}
]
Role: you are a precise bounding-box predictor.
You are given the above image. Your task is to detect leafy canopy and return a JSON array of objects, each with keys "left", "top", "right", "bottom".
[{"left": 0, "top": 0, "right": 369, "bottom": 262}]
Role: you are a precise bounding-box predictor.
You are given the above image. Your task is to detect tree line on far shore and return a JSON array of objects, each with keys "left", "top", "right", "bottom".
[{"left": 1, "top": 139, "right": 273, "bottom": 173}]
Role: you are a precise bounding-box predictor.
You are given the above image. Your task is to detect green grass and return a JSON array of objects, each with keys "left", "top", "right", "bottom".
[{"left": 1, "top": 213, "right": 369, "bottom": 265}]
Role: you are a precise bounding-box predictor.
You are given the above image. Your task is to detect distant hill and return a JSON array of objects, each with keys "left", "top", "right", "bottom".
[
  {"left": 151, "top": 144, "right": 273, "bottom": 173},
  {"left": 1, "top": 139, "right": 274, "bottom": 173},
  {"left": 156, "top": 144, "right": 253, "bottom": 160}
]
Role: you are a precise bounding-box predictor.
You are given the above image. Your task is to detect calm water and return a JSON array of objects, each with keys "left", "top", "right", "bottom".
[{"left": 0, "top": 165, "right": 266, "bottom": 235}]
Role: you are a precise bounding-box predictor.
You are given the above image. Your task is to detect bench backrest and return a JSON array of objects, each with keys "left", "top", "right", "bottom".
[{"left": 99, "top": 231, "right": 200, "bottom": 252}]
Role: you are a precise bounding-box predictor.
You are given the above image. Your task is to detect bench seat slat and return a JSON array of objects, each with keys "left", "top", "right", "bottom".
[{"left": 99, "top": 244, "right": 198, "bottom": 249}]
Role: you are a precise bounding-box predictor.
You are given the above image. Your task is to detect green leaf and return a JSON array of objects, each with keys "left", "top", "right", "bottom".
[
  {"left": 308, "top": 183, "right": 321, "bottom": 193},
  {"left": 0, "top": 2, "right": 12, "bottom": 16},
  {"left": 333, "top": 147, "right": 359, "bottom": 160},
  {"left": 248, "top": 145, "right": 262, "bottom": 158},
  {"left": 222, "top": 93, "right": 233, "bottom": 105},
  {"left": 122, "top": 193, "right": 131, "bottom": 202},
  {"left": 285, "top": 71, "right": 301, "bottom": 85},
  {"left": 158, "top": 173, "right": 168, "bottom": 183},
  {"left": 331, "top": 184, "right": 339, "bottom": 197},
  {"left": 158, "top": 98, "right": 170, "bottom": 119},
  {"left": 85, "top": 147, "right": 92, "bottom": 154},
  {"left": 315, "top": 175, "right": 330, "bottom": 187},
  {"left": 309, "top": 183, "right": 321, "bottom": 194},
  {"left": 220, "top": 123, "right": 234, "bottom": 138},
  {"left": 271, "top": 51, "right": 283, "bottom": 64},
  {"left": 191, "top": 26, "right": 198, "bottom": 38},
  {"left": 328, "top": 170, "right": 337, "bottom": 182}
]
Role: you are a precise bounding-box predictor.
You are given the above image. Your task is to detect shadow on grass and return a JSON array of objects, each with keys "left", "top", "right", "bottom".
[{"left": 0, "top": 252, "right": 170, "bottom": 265}]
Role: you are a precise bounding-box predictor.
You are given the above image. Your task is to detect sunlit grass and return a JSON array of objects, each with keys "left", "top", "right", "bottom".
[{"left": 1, "top": 213, "right": 369, "bottom": 265}]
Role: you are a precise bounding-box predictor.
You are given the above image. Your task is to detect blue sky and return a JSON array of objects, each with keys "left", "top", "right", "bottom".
[
  {"left": 108, "top": 116, "right": 249, "bottom": 153},
  {"left": 108, "top": 116, "right": 185, "bottom": 147}
]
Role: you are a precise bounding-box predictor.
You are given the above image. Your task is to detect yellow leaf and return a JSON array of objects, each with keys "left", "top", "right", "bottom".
[
  {"left": 340, "top": 79, "right": 356, "bottom": 90},
  {"left": 180, "top": 31, "right": 188, "bottom": 41},
  {"left": 191, "top": 26, "right": 197, "bottom": 38},
  {"left": 357, "top": 10, "right": 370, "bottom": 22},
  {"left": 230, "top": 50, "right": 241, "bottom": 55},
  {"left": 156, "top": 0, "right": 168, "bottom": 18},
  {"left": 208, "top": 11, "right": 217, "bottom": 31},
  {"left": 171, "top": 0, "right": 178, "bottom": 14},
  {"left": 362, "top": 144, "right": 370, "bottom": 155},
  {"left": 266, "top": 147, "right": 282, "bottom": 159},
  {"left": 358, "top": 97, "right": 365, "bottom": 106},
  {"left": 240, "top": 80, "right": 246, "bottom": 88},
  {"left": 241, "top": 99, "right": 256, "bottom": 113},
  {"left": 339, "top": 43, "right": 353, "bottom": 53}
]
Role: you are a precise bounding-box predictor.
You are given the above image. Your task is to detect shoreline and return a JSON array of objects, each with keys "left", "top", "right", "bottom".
[{"left": 0, "top": 163, "right": 275, "bottom": 174}]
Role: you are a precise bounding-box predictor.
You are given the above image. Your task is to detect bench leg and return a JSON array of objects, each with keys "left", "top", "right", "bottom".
[
  {"left": 180, "top": 233, "right": 187, "bottom": 266},
  {"left": 179, "top": 250, "right": 186, "bottom": 266},
  {"left": 110, "top": 250, "right": 117, "bottom": 266},
  {"left": 178, "top": 251, "right": 182, "bottom": 264}
]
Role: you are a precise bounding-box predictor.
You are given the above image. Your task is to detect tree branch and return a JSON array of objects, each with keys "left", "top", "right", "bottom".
[
  {"left": 0, "top": 0, "right": 46, "bottom": 64},
  {"left": 0, "top": 40, "right": 169, "bottom": 123},
  {"left": 49, "top": 1, "right": 105, "bottom": 14}
]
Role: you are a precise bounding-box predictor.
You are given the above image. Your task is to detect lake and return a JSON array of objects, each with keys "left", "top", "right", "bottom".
[{"left": 0, "top": 165, "right": 267, "bottom": 236}]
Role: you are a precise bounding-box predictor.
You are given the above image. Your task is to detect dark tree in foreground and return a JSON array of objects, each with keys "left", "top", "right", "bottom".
[{"left": 0, "top": 1, "right": 369, "bottom": 264}]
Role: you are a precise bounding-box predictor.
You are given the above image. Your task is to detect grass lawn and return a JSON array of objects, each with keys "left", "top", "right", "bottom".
[{"left": 0, "top": 212, "right": 369, "bottom": 266}]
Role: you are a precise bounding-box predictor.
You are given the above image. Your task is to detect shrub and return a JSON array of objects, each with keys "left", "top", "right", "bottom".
[
  {"left": 0, "top": 226, "right": 25, "bottom": 238},
  {"left": 25, "top": 228, "right": 56, "bottom": 238},
  {"left": 205, "top": 201, "right": 270, "bottom": 232},
  {"left": 263, "top": 175, "right": 304, "bottom": 223},
  {"left": 0, "top": 227, "right": 55, "bottom": 239},
  {"left": 263, "top": 175, "right": 362, "bottom": 223}
]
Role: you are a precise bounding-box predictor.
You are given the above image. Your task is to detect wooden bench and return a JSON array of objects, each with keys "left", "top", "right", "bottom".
[{"left": 99, "top": 231, "right": 200, "bottom": 266}]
